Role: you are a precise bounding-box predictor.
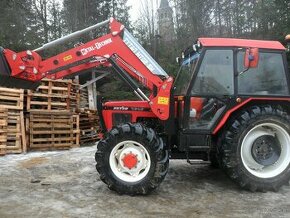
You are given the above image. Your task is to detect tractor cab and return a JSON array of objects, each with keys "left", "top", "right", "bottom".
[{"left": 173, "top": 38, "right": 289, "bottom": 152}]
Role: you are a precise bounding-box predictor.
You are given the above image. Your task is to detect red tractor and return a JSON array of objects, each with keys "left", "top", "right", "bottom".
[{"left": 1, "top": 18, "right": 290, "bottom": 195}]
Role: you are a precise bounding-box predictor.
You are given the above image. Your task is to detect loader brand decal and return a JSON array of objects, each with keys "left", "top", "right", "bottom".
[
  {"left": 158, "top": 97, "right": 169, "bottom": 105},
  {"left": 81, "top": 38, "right": 113, "bottom": 56},
  {"left": 63, "top": 55, "right": 73, "bottom": 62}
]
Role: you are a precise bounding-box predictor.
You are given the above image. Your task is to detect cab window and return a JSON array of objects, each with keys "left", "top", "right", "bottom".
[
  {"left": 174, "top": 53, "right": 200, "bottom": 96},
  {"left": 191, "top": 49, "right": 234, "bottom": 96},
  {"left": 238, "top": 51, "right": 288, "bottom": 95}
]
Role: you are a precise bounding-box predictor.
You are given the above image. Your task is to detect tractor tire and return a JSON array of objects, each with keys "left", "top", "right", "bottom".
[
  {"left": 218, "top": 105, "right": 290, "bottom": 192},
  {"left": 95, "top": 123, "right": 169, "bottom": 195},
  {"left": 209, "top": 150, "right": 219, "bottom": 168}
]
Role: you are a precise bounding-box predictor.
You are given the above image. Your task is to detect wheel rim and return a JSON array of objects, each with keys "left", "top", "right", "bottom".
[
  {"left": 241, "top": 123, "right": 290, "bottom": 178},
  {"left": 109, "top": 140, "right": 151, "bottom": 183}
]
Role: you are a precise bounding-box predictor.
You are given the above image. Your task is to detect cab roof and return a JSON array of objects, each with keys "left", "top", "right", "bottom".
[{"left": 199, "top": 38, "right": 285, "bottom": 50}]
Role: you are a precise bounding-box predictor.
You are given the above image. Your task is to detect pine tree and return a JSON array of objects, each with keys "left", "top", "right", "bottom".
[{"left": 0, "top": 0, "right": 41, "bottom": 50}]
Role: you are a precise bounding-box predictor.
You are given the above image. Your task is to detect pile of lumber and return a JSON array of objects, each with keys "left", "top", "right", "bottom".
[
  {"left": 0, "top": 88, "right": 26, "bottom": 155},
  {"left": 26, "top": 79, "right": 80, "bottom": 151}
]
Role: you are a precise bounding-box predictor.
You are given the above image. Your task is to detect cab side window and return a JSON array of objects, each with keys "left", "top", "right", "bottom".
[
  {"left": 191, "top": 49, "right": 234, "bottom": 96},
  {"left": 238, "top": 51, "right": 288, "bottom": 95}
]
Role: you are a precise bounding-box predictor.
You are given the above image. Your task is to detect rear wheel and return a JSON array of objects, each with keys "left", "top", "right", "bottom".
[
  {"left": 218, "top": 105, "right": 290, "bottom": 192},
  {"left": 95, "top": 123, "right": 169, "bottom": 195}
]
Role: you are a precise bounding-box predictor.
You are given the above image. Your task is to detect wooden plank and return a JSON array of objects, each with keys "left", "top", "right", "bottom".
[
  {"left": 29, "top": 145, "right": 71, "bottom": 150},
  {"left": 0, "top": 105, "right": 23, "bottom": 110},
  {"left": 28, "top": 109, "right": 69, "bottom": 113},
  {"left": 20, "top": 112, "right": 27, "bottom": 153},
  {"left": 0, "top": 88, "right": 24, "bottom": 94},
  {"left": 37, "top": 86, "right": 69, "bottom": 91},
  {"left": 0, "top": 136, "right": 7, "bottom": 141},
  {"left": 27, "top": 93, "right": 69, "bottom": 98},
  {"left": 0, "top": 96, "right": 22, "bottom": 101},
  {"left": 31, "top": 130, "right": 73, "bottom": 134},
  {"left": 31, "top": 137, "right": 74, "bottom": 143},
  {"left": 72, "top": 114, "right": 80, "bottom": 147}
]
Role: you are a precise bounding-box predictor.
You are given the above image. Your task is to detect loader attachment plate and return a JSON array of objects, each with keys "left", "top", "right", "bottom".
[{"left": 0, "top": 47, "right": 39, "bottom": 89}]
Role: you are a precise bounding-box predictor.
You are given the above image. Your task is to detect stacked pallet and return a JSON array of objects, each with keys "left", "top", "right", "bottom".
[
  {"left": 26, "top": 79, "right": 80, "bottom": 151},
  {"left": 0, "top": 78, "right": 101, "bottom": 155},
  {"left": 28, "top": 111, "right": 75, "bottom": 151},
  {"left": 78, "top": 86, "right": 100, "bottom": 145},
  {"left": 27, "top": 79, "right": 80, "bottom": 112},
  {"left": 79, "top": 109, "right": 100, "bottom": 145},
  {"left": 0, "top": 88, "right": 26, "bottom": 155}
]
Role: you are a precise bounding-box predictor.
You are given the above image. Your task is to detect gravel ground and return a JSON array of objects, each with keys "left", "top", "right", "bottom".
[{"left": 0, "top": 145, "right": 290, "bottom": 218}]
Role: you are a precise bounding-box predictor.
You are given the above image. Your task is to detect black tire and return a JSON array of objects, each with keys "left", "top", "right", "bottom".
[
  {"left": 218, "top": 105, "right": 290, "bottom": 192},
  {"left": 209, "top": 149, "right": 219, "bottom": 168},
  {"left": 95, "top": 123, "right": 169, "bottom": 195}
]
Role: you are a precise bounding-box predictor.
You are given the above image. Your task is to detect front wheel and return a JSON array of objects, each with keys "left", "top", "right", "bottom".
[
  {"left": 218, "top": 105, "right": 290, "bottom": 192},
  {"left": 95, "top": 123, "right": 169, "bottom": 195}
]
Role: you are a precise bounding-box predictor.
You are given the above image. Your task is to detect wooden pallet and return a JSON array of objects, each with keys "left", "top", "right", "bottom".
[
  {"left": 79, "top": 110, "right": 100, "bottom": 145},
  {"left": 0, "top": 88, "right": 24, "bottom": 110},
  {"left": 5, "top": 111, "right": 25, "bottom": 154},
  {"left": 27, "top": 79, "right": 80, "bottom": 112},
  {"left": 0, "top": 109, "right": 25, "bottom": 155},
  {"left": 28, "top": 111, "right": 76, "bottom": 150},
  {"left": 0, "top": 109, "right": 8, "bottom": 156}
]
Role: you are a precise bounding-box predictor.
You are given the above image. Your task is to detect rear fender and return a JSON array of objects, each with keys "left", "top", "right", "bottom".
[{"left": 213, "top": 98, "right": 290, "bottom": 135}]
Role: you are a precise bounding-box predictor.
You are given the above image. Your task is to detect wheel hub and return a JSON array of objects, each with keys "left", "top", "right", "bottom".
[
  {"left": 122, "top": 153, "right": 138, "bottom": 169},
  {"left": 109, "top": 140, "right": 151, "bottom": 183},
  {"left": 251, "top": 135, "right": 281, "bottom": 166}
]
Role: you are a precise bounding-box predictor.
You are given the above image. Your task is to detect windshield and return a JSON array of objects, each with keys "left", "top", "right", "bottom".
[{"left": 174, "top": 53, "right": 200, "bottom": 96}]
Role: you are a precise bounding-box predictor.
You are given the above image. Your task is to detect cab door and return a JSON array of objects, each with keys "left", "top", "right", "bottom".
[{"left": 183, "top": 49, "right": 235, "bottom": 132}]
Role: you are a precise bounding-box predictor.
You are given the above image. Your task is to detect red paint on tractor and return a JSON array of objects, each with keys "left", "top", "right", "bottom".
[
  {"left": 199, "top": 38, "right": 286, "bottom": 50},
  {"left": 122, "top": 153, "right": 138, "bottom": 169}
]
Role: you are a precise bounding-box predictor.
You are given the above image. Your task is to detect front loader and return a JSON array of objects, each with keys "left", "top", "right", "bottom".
[{"left": 1, "top": 18, "right": 290, "bottom": 195}]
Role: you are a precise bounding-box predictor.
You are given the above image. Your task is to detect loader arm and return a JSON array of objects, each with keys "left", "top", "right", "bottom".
[{"left": 0, "top": 18, "right": 173, "bottom": 120}]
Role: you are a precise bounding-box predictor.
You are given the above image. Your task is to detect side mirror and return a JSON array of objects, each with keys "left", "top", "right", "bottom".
[
  {"left": 286, "top": 35, "right": 290, "bottom": 51},
  {"left": 286, "top": 34, "right": 290, "bottom": 43},
  {"left": 244, "top": 48, "right": 259, "bottom": 69}
]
